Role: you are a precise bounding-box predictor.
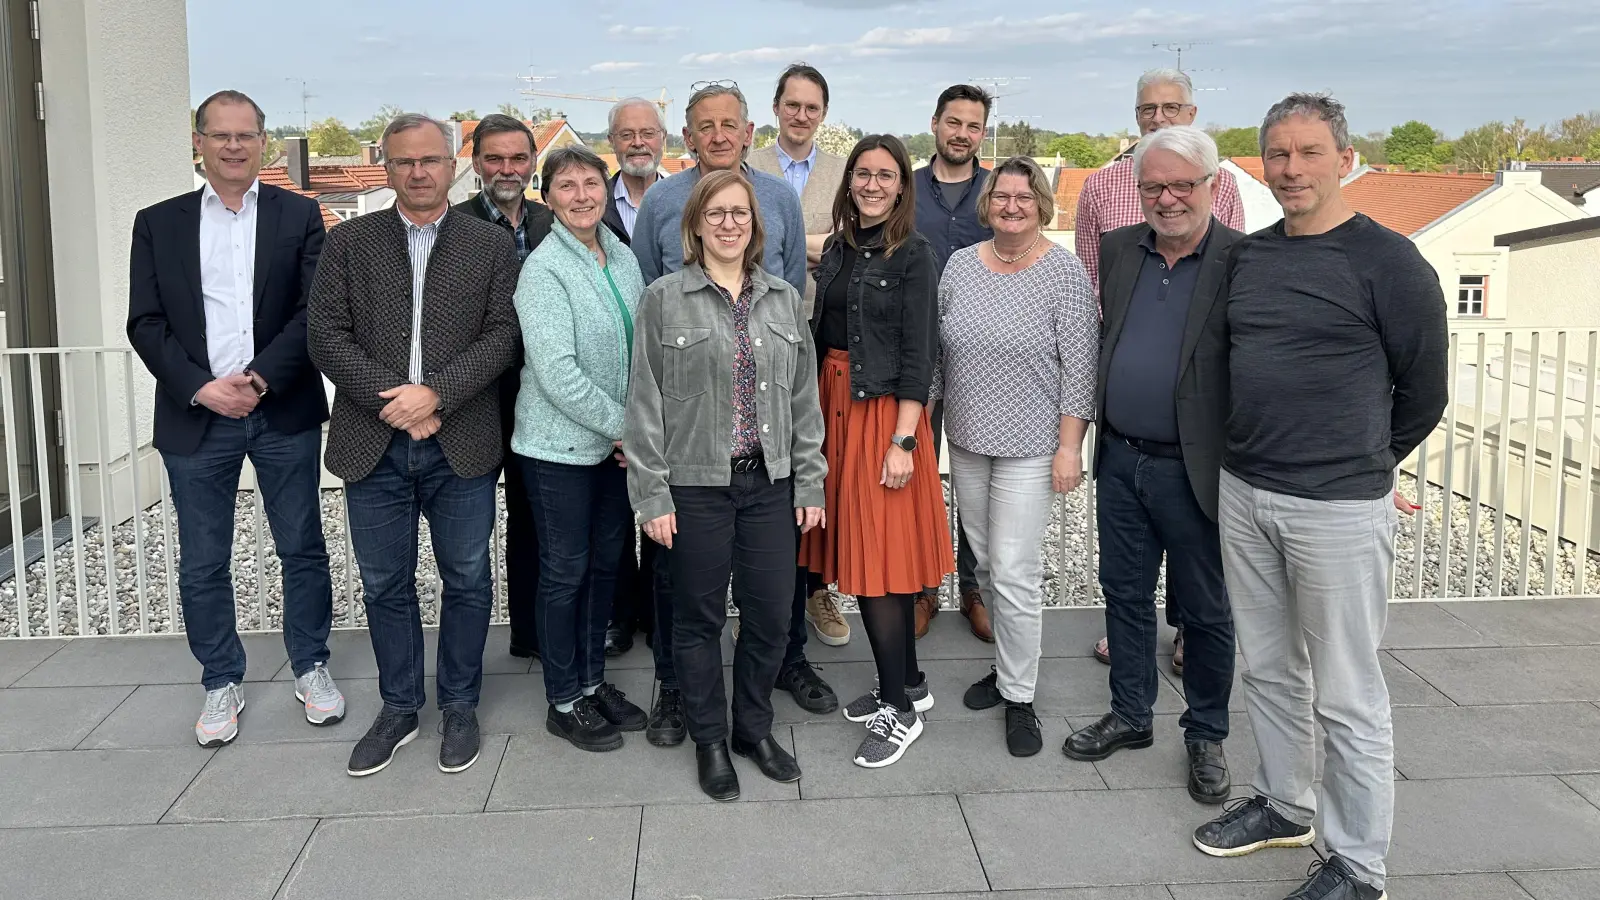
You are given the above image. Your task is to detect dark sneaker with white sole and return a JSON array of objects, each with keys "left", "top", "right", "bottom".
[
  {"left": 1193, "top": 795, "right": 1316, "bottom": 857},
  {"left": 853, "top": 705, "right": 923, "bottom": 768},
  {"left": 842, "top": 676, "right": 933, "bottom": 722},
  {"left": 438, "top": 706, "right": 480, "bottom": 774},
  {"left": 346, "top": 709, "right": 420, "bottom": 777},
  {"left": 1283, "top": 856, "right": 1386, "bottom": 900}
]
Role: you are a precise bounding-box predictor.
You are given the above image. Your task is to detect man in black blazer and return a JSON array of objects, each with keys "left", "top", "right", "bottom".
[
  {"left": 452, "top": 114, "right": 553, "bottom": 662},
  {"left": 1063, "top": 127, "right": 1239, "bottom": 806},
  {"left": 127, "top": 90, "right": 342, "bottom": 748}
]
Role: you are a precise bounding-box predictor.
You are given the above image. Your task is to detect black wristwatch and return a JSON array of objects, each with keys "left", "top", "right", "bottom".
[{"left": 890, "top": 434, "right": 917, "bottom": 452}]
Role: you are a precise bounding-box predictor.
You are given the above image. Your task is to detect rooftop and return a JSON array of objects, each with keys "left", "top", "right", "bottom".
[
  {"left": 454, "top": 118, "right": 571, "bottom": 158},
  {"left": 258, "top": 164, "right": 389, "bottom": 194},
  {"left": 1521, "top": 161, "right": 1600, "bottom": 205},
  {"left": 1342, "top": 170, "right": 1496, "bottom": 236},
  {"left": 7, "top": 599, "right": 1596, "bottom": 898},
  {"left": 1050, "top": 167, "right": 1097, "bottom": 230},
  {"left": 1228, "top": 156, "right": 1267, "bottom": 184},
  {"left": 252, "top": 168, "right": 345, "bottom": 229}
]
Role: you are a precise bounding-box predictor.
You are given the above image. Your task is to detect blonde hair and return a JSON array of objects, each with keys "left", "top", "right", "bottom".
[{"left": 976, "top": 156, "right": 1055, "bottom": 229}]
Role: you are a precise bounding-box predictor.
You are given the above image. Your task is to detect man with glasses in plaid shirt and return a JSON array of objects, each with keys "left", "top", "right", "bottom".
[{"left": 1076, "top": 68, "right": 1246, "bottom": 673}]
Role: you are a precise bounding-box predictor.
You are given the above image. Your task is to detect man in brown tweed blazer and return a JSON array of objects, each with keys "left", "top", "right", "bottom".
[{"left": 308, "top": 114, "right": 519, "bottom": 779}]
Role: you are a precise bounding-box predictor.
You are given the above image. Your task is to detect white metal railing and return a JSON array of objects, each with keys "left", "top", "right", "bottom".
[{"left": 3, "top": 326, "right": 1598, "bottom": 639}]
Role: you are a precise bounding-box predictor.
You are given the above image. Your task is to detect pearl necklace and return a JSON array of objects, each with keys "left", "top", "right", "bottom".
[{"left": 991, "top": 232, "right": 1041, "bottom": 265}]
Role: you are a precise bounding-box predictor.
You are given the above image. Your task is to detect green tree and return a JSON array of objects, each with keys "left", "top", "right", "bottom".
[
  {"left": 1431, "top": 141, "right": 1456, "bottom": 168},
  {"left": 1505, "top": 118, "right": 1553, "bottom": 160},
  {"left": 1000, "top": 121, "right": 1038, "bottom": 157},
  {"left": 753, "top": 124, "right": 778, "bottom": 150},
  {"left": 496, "top": 102, "right": 523, "bottom": 118},
  {"left": 1385, "top": 120, "right": 1443, "bottom": 171},
  {"left": 307, "top": 117, "right": 360, "bottom": 156},
  {"left": 356, "top": 104, "right": 405, "bottom": 143},
  {"left": 1453, "top": 121, "right": 1513, "bottom": 173},
  {"left": 902, "top": 132, "right": 935, "bottom": 160},
  {"left": 1588, "top": 131, "right": 1600, "bottom": 160},
  {"left": 449, "top": 109, "right": 478, "bottom": 121},
  {"left": 1045, "top": 133, "right": 1110, "bottom": 168},
  {"left": 1351, "top": 130, "right": 1387, "bottom": 165},
  {"left": 1210, "top": 126, "right": 1259, "bottom": 158},
  {"left": 1554, "top": 112, "right": 1599, "bottom": 158}
]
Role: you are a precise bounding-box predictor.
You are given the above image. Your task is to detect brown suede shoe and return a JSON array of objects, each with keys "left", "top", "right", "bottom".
[
  {"left": 914, "top": 588, "right": 940, "bottom": 639},
  {"left": 961, "top": 589, "right": 994, "bottom": 643}
]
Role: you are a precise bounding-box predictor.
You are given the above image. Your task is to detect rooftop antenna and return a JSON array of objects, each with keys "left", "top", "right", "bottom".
[
  {"left": 969, "top": 76, "right": 1030, "bottom": 161},
  {"left": 284, "top": 77, "right": 316, "bottom": 132}
]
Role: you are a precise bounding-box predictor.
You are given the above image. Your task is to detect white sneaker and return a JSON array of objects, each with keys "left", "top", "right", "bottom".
[
  {"left": 196, "top": 683, "right": 245, "bottom": 747},
  {"left": 294, "top": 663, "right": 346, "bottom": 726},
  {"left": 853, "top": 704, "right": 924, "bottom": 768}
]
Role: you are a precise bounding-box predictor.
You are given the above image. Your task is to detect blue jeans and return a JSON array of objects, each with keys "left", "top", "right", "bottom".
[
  {"left": 345, "top": 433, "right": 497, "bottom": 713},
  {"left": 1096, "top": 436, "right": 1234, "bottom": 742},
  {"left": 520, "top": 455, "right": 632, "bottom": 707},
  {"left": 162, "top": 410, "right": 332, "bottom": 690}
]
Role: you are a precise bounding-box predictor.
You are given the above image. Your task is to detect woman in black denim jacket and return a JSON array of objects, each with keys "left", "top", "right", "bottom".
[{"left": 801, "top": 134, "right": 953, "bottom": 770}]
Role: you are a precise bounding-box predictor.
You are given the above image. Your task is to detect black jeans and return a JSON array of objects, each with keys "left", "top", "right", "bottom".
[
  {"left": 668, "top": 472, "right": 796, "bottom": 745},
  {"left": 929, "top": 400, "right": 977, "bottom": 594},
  {"left": 499, "top": 381, "right": 541, "bottom": 654},
  {"left": 611, "top": 529, "right": 656, "bottom": 637},
  {"left": 520, "top": 454, "right": 632, "bottom": 707},
  {"left": 1096, "top": 437, "right": 1234, "bottom": 742}
]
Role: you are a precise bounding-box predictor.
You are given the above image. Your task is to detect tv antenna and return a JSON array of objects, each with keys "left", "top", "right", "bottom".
[
  {"left": 969, "top": 76, "right": 1030, "bottom": 161},
  {"left": 284, "top": 78, "right": 316, "bottom": 131},
  {"left": 1151, "top": 42, "right": 1212, "bottom": 72}
]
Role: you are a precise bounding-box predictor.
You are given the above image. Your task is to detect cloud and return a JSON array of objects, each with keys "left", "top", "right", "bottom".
[
  {"left": 607, "top": 24, "right": 687, "bottom": 40},
  {"left": 585, "top": 61, "right": 646, "bottom": 74}
]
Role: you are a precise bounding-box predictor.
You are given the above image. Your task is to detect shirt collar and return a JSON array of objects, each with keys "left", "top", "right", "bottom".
[
  {"left": 1138, "top": 217, "right": 1214, "bottom": 259},
  {"left": 397, "top": 207, "right": 444, "bottom": 232},
  {"left": 776, "top": 142, "right": 817, "bottom": 171},
  {"left": 201, "top": 177, "right": 260, "bottom": 210}
]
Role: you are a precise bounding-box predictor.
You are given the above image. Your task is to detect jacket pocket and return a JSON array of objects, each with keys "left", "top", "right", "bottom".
[
  {"left": 765, "top": 320, "right": 803, "bottom": 389},
  {"left": 863, "top": 274, "right": 902, "bottom": 320},
  {"left": 662, "top": 326, "right": 712, "bottom": 400}
]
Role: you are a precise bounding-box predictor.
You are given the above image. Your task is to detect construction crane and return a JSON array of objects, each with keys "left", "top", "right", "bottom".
[{"left": 516, "top": 79, "right": 672, "bottom": 119}]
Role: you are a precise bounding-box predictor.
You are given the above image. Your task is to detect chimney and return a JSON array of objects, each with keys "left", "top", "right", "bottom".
[
  {"left": 285, "top": 136, "right": 311, "bottom": 190},
  {"left": 360, "top": 142, "right": 380, "bottom": 166}
]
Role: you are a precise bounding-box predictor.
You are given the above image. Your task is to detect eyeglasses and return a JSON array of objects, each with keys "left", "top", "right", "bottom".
[
  {"left": 613, "top": 128, "right": 663, "bottom": 144},
  {"left": 781, "top": 100, "right": 824, "bottom": 119},
  {"left": 851, "top": 169, "right": 899, "bottom": 187},
  {"left": 702, "top": 206, "right": 753, "bottom": 226},
  {"left": 387, "top": 156, "right": 453, "bottom": 172},
  {"left": 691, "top": 79, "right": 740, "bottom": 93},
  {"left": 1136, "top": 176, "right": 1213, "bottom": 199},
  {"left": 1135, "top": 102, "right": 1193, "bottom": 120},
  {"left": 989, "top": 192, "right": 1037, "bottom": 207},
  {"left": 198, "top": 131, "right": 263, "bottom": 144}
]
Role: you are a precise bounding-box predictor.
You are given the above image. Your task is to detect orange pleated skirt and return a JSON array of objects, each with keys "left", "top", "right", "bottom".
[{"left": 799, "top": 349, "right": 954, "bottom": 598}]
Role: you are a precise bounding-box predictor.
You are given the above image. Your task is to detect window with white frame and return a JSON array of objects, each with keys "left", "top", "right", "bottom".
[{"left": 1457, "top": 274, "right": 1486, "bottom": 317}]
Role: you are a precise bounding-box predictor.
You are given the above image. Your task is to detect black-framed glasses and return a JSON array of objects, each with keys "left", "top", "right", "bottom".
[
  {"left": 198, "top": 130, "right": 263, "bottom": 144},
  {"left": 1136, "top": 175, "right": 1213, "bottom": 199},
  {"left": 702, "top": 206, "right": 753, "bottom": 226},
  {"left": 1135, "top": 102, "right": 1193, "bottom": 120},
  {"left": 691, "top": 79, "right": 740, "bottom": 93}
]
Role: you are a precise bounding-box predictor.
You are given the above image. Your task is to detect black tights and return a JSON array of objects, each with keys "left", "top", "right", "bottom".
[{"left": 859, "top": 592, "right": 921, "bottom": 711}]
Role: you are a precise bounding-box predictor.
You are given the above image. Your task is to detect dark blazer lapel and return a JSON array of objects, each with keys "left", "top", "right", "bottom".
[
  {"left": 1177, "top": 219, "right": 1230, "bottom": 377},
  {"left": 1100, "top": 228, "right": 1145, "bottom": 352},
  {"left": 251, "top": 186, "right": 281, "bottom": 311},
  {"left": 178, "top": 188, "right": 205, "bottom": 314}
]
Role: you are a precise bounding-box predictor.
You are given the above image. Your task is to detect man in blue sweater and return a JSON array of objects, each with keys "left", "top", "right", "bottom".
[{"left": 630, "top": 81, "right": 837, "bottom": 726}]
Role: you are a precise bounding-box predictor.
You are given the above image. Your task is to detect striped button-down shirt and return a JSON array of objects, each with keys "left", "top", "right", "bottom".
[
  {"left": 1073, "top": 155, "right": 1245, "bottom": 291},
  {"left": 776, "top": 143, "right": 817, "bottom": 198},
  {"left": 612, "top": 175, "right": 641, "bottom": 239},
  {"left": 398, "top": 209, "right": 443, "bottom": 384}
]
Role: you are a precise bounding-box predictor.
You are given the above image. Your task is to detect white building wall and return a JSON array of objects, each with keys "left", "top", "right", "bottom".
[
  {"left": 1502, "top": 232, "right": 1600, "bottom": 329},
  {"left": 1219, "top": 160, "right": 1283, "bottom": 234}
]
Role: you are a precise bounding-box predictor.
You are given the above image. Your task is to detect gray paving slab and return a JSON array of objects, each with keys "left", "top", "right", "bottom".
[
  {"left": 1512, "top": 869, "right": 1600, "bottom": 900},
  {"left": 476, "top": 667, "right": 656, "bottom": 735},
  {"left": 269, "top": 626, "right": 530, "bottom": 681},
  {"left": 791, "top": 717, "right": 1103, "bottom": 800},
  {"left": 1560, "top": 773, "right": 1600, "bottom": 808},
  {"left": 1170, "top": 873, "right": 1535, "bottom": 899},
  {"left": 1392, "top": 703, "right": 1600, "bottom": 779},
  {"left": 1438, "top": 598, "right": 1600, "bottom": 646},
  {"left": 1388, "top": 776, "right": 1600, "bottom": 875},
  {"left": 0, "top": 819, "right": 315, "bottom": 900},
  {"left": 78, "top": 678, "right": 401, "bottom": 749},
  {"left": 961, "top": 787, "right": 1318, "bottom": 889},
  {"left": 1391, "top": 646, "right": 1600, "bottom": 705},
  {"left": 164, "top": 735, "right": 508, "bottom": 822},
  {"left": 841, "top": 890, "right": 1171, "bottom": 900},
  {"left": 13, "top": 632, "right": 286, "bottom": 686},
  {"left": 636, "top": 795, "right": 987, "bottom": 899},
  {"left": 0, "top": 747, "right": 211, "bottom": 827},
  {"left": 0, "top": 638, "right": 64, "bottom": 687},
  {"left": 489, "top": 729, "right": 799, "bottom": 810},
  {"left": 1382, "top": 601, "right": 1497, "bottom": 649},
  {"left": 1168, "top": 651, "right": 1452, "bottom": 714},
  {"left": 276, "top": 807, "right": 641, "bottom": 900},
  {"left": 0, "top": 685, "right": 133, "bottom": 751},
  {"left": 797, "top": 608, "right": 1157, "bottom": 667},
  {"left": 910, "top": 656, "right": 1186, "bottom": 722}
]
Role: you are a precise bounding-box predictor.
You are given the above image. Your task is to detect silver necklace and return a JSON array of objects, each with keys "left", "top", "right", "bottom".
[{"left": 992, "top": 232, "right": 1041, "bottom": 265}]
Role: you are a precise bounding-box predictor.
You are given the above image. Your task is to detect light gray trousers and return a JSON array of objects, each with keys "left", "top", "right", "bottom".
[
  {"left": 1217, "top": 469, "right": 1396, "bottom": 889},
  {"left": 950, "top": 444, "right": 1055, "bottom": 703}
]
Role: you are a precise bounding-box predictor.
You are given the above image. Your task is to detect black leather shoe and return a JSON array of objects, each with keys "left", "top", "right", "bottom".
[
  {"left": 646, "top": 687, "right": 687, "bottom": 747},
  {"left": 1186, "top": 740, "right": 1230, "bottom": 805},
  {"left": 696, "top": 741, "right": 741, "bottom": 801},
  {"left": 1062, "top": 711, "right": 1154, "bottom": 761},
  {"left": 604, "top": 624, "right": 634, "bottom": 657},
  {"left": 963, "top": 666, "right": 1003, "bottom": 710},
  {"left": 731, "top": 734, "right": 802, "bottom": 783},
  {"left": 509, "top": 639, "right": 540, "bottom": 660}
]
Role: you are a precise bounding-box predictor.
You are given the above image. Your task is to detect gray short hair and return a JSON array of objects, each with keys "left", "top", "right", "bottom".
[
  {"left": 1260, "top": 92, "right": 1351, "bottom": 155},
  {"left": 1135, "top": 68, "right": 1194, "bottom": 105},
  {"left": 539, "top": 144, "right": 610, "bottom": 195},
  {"left": 608, "top": 98, "right": 667, "bottom": 134},
  {"left": 381, "top": 113, "right": 451, "bottom": 155},
  {"left": 684, "top": 84, "right": 749, "bottom": 130},
  {"left": 1133, "top": 126, "right": 1219, "bottom": 180}
]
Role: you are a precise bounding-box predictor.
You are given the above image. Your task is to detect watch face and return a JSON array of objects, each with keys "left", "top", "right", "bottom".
[{"left": 897, "top": 435, "right": 917, "bottom": 452}]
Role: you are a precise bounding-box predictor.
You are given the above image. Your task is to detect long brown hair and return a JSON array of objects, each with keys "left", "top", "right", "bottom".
[
  {"left": 829, "top": 134, "right": 916, "bottom": 257},
  {"left": 680, "top": 169, "right": 767, "bottom": 274}
]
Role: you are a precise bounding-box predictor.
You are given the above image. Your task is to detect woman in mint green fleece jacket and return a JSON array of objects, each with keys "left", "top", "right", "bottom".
[{"left": 510, "top": 145, "right": 647, "bottom": 749}]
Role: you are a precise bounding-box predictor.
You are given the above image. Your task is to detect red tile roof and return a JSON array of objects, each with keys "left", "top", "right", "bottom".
[
  {"left": 1341, "top": 171, "right": 1495, "bottom": 235},
  {"left": 662, "top": 157, "right": 696, "bottom": 175},
  {"left": 1229, "top": 156, "right": 1266, "bottom": 184},
  {"left": 1051, "top": 168, "right": 1098, "bottom": 230},
  {"left": 256, "top": 169, "right": 344, "bottom": 229},
  {"left": 258, "top": 164, "right": 388, "bottom": 193},
  {"left": 456, "top": 119, "right": 570, "bottom": 158}
]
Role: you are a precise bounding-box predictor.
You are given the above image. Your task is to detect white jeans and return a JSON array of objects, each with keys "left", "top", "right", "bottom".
[{"left": 949, "top": 444, "right": 1055, "bottom": 703}]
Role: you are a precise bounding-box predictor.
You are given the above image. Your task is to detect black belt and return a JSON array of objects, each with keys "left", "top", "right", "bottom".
[
  {"left": 1107, "top": 428, "right": 1183, "bottom": 460},
  {"left": 731, "top": 453, "right": 765, "bottom": 474}
]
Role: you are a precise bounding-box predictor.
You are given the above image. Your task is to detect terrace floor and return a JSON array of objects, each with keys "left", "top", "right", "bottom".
[{"left": 2, "top": 600, "right": 1599, "bottom": 899}]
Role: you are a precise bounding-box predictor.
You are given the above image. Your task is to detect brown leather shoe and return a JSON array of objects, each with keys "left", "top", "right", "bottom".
[
  {"left": 913, "top": 588, "right": 939, "bottom": 639},
  {"left": 961, "top": 589, "right": 994, "bottom": 643}
]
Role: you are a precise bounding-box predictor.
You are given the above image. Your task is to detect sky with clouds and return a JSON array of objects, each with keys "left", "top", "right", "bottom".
[{"left": 189, "top": 0, "right": 1598, "bottom": 140}]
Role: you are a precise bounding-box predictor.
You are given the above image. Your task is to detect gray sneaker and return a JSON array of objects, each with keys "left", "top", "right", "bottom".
[
  {"left": 196, "top": 683, "right": 245, "bottom": 748},
  {"left": 294, "top": 663, "right": 346, "bottom": 726},
  {"left": 853, "top": 704, "right": 924, "bottom": 768},
  {"left": 843, "top": 677, "right": 934, "bottom": 722}
]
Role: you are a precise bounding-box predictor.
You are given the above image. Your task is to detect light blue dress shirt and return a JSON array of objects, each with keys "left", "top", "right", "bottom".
[{"left": 776, "top": 143, "right": 817, "bottom": 199}]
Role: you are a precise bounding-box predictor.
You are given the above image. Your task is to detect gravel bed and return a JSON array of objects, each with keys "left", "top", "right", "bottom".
[{"left": 2, "top": 472, "right": 1593, "bottom": 637}]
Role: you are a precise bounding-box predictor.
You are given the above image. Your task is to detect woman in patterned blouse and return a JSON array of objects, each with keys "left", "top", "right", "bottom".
[{"left": 937, "top": 156, "right": 1099, "bottom": 758}]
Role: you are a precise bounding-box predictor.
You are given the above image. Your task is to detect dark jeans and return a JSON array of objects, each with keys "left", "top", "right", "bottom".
[
  {"left": 668, "top": 472, "right": 796, "bottom": 744},
  {"left": 929, "top": 400, "right": 978, "bottom": 594},
  {"left": 521, "top": 455, "right": 632, "bottom": 706},
  {"left": 611, "top": 528, "right": 656, "bottom": 637},
  {"left": 1096, "top": 436, "right": 1234, "bottom": 742},
  {"left": 346, "top": 433, "right": 497, "bottom": 713},
  {"left": 162, "top": 410, "right": 332, "bottom": 690}
]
